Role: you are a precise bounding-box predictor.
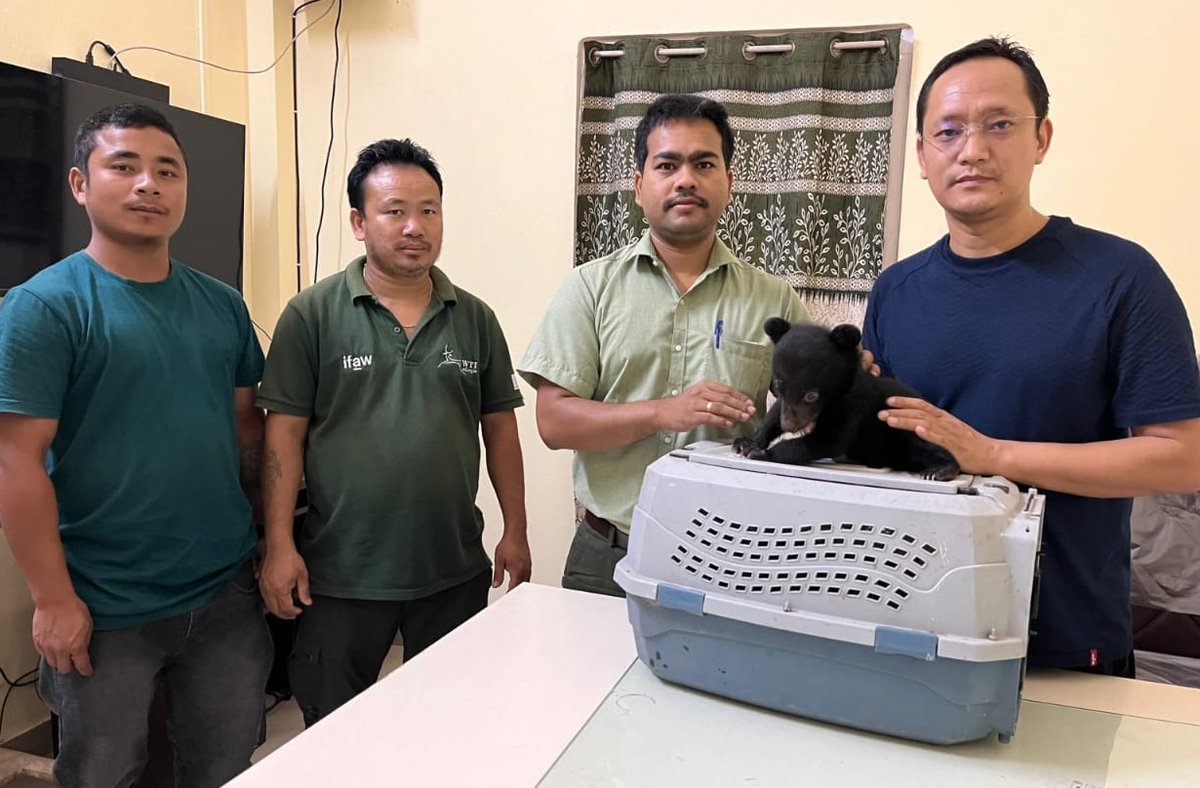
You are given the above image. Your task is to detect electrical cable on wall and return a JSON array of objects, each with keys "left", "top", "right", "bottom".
[
  {"left": 85, "top": 40, "right": 129, "bottom": 74},
  {"left": 310, "top": 0, "right": 343, "bottom": 285},
  {"left": 104, "top": 0, "right": 336, "bottom": 76},
  {"left": 291, "top": 1, "right": 330, "bottom": 293},
  {"left": 252, "top": 319, "right": 274, "bottom": 343},
  {"left": 96, "top": 0, "right": 341, "bottom": 293},
  {"left": 0, "top": 665, "right": 38, "bottom": 744}
]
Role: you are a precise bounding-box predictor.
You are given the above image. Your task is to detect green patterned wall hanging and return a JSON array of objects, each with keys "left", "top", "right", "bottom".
[{"left": 575, "top": 26, "right": 914, "bottom": 327}]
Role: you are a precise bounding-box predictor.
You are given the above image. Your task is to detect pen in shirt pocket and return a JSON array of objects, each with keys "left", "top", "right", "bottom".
[{"left": 713, "top": 319, "right": 723, "bottom": 350}]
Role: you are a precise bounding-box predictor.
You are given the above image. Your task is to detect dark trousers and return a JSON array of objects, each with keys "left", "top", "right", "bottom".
[
  {"left": 288, "top": 569, "right": 491, "bottom": 727},
  {"left": 1069, "top": 649, "right": 1137, "bottom": 679},
  {"left": 39, "top": 560, "right": 272, "bottom": 788},
  {"left": 561, "top": 520, "right": 626, "bottom": 597}
]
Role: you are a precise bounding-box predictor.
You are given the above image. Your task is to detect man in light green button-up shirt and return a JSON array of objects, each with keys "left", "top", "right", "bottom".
[{"left": 519, "top": 95, "right": 808, "bottom": 596}]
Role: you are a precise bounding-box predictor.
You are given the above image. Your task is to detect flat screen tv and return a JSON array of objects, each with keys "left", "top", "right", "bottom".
[{"left": 0, "top": 59, "right": 246, "bottom": 294}]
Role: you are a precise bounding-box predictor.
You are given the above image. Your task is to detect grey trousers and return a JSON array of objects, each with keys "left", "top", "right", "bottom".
[
  {"left": 561, "top": 520, "right": 627, "bottom": 597},
  {"left": 40, "top": 560, "right": 272, "bottom": 788}
]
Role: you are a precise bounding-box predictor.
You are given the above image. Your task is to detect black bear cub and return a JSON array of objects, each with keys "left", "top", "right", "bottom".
[{"left": 732, "top": 319, "right": 961, "bottom": 481}]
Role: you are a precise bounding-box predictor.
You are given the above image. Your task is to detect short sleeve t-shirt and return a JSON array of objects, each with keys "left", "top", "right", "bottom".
[{"left": 0, "top": 252, "right": 263, "bottom": 629}]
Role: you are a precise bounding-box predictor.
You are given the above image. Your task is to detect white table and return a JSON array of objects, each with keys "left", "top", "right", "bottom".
[{"left": 228, "top": 584, "right": 1200, "bottom": 788}]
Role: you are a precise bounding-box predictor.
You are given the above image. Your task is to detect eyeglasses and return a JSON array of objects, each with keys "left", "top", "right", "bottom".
[{"left": 921, "top": 115, "right": 1041, "bottom": 154}]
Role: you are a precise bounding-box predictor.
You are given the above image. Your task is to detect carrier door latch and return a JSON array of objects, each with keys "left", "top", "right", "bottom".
[
  {"left": 873, "top": 625, "right": 938, "bottom": 661},
  {"left": 655, "top": 583, "right": 706, "bottom": 615}
]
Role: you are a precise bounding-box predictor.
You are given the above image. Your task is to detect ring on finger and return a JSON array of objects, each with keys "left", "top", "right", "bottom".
[{"left": 705, "top": 401, "right": 712, "bottom": 412}]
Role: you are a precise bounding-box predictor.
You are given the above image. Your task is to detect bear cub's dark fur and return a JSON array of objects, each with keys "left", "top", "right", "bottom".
[{"left": 732, "top": 319, "right": 961, "bottom": 481}]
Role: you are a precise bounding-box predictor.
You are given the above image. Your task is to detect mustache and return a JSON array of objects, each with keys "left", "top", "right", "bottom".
[{"left": 665, "top": 192, "right": 708, "bottom": 209}]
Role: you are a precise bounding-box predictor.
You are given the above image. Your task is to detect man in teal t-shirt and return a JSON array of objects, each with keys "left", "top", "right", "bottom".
[{"left": 0, "top": 104, "right": 271, "bottom": 787}]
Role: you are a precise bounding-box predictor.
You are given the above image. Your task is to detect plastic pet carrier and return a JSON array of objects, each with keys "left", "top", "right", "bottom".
[{"left": 614, "top": 441, "right": 1044, "bottom": 744}]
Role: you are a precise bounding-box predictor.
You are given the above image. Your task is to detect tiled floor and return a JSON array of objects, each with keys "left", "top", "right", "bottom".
[{"left": 253, "top": 644, "right": 405, "bottom": 762}]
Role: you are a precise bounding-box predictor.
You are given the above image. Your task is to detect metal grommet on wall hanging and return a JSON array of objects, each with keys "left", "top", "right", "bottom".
[
  {"left": 588, "top": 46, "right": 623, "bottom": 66},
  {"left": 655, "top": 44, "right": 707, "bottom": 64},
  {"left": 830, "top": 38, "right": 889, "bottom": 58},
  {"left": 743, "top": 41, "right": 795, "bottom": 61}
]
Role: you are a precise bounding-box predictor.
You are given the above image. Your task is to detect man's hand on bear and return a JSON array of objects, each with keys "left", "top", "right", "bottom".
[
  {"left": 878, "top": 396, "right": 1000, "bottom": 475},
  {"left": 657, "top": 380, "right": 756, "bottom": 432},
  {"left": 860, "top": 348, "right": 881, "bottom": 377}
]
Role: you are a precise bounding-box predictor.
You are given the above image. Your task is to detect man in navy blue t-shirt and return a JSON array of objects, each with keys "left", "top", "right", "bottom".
[{"left": 863, "top": 37, "right": 1200, "bottom": 674}]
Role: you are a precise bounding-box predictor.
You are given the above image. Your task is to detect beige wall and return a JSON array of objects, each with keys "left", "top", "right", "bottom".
[
  {"left": 279, "top": 1, "right": 1200, "bottom": 593},
  {"left": 0, "top": 0, "right": 250, "bottom": 744}
]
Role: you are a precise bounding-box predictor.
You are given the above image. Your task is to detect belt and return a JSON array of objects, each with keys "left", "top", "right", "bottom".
[{"left": 583, "top": 510, "right": 629, "bottom": 550}]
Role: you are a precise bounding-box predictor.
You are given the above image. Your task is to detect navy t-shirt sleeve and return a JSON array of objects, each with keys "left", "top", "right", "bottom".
[
  {"left": 861, "top": 277, "right": 893, "bottom": 378},
  {"left": 0, "top": 289, "right": 73, "bottom": 419},
  {"left": 1106, "top": 252, "right": 1200, "bottom": 429}
]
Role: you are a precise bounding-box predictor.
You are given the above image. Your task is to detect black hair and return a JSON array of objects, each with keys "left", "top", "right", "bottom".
[
  {"left": 347, "top": 138, "right": 443, "bottom": 211},
  {"left": 916, "top": 36, "right": 1050, "bottom": 134},
  {"left": 634, "top": 94, "right": 735, "bottom": 172},
  {"left": 73, "top": 103, "right": 186, "bottom": 175}
]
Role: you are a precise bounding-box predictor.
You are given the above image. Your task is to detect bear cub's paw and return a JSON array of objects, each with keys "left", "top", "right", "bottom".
[
  {"left": 732, "top": 437, "right": 768, "bottom": 461},
  {"left": 921, "top": 461, "right": 962, "bottom": 482}
]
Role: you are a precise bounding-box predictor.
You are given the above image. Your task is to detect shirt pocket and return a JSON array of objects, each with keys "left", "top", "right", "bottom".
[{"left": 705, "top": 338, "right": 772, "bottom": 404}]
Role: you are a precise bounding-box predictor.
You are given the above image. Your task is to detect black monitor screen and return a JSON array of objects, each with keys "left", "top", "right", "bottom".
[
  {"left": 0, "top": 60, "right": 246, "bottom": 293},
  {"left": 0, "top": 63, "right": 63, "bottom": 292}
]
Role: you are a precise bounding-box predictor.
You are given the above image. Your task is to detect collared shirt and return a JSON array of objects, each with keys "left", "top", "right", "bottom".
[
  {"left": 519, "top": 232, "right": 808, "bottom": 530},
  {"left": 258, "top": 258, "right": 523, "bottom": 599}
]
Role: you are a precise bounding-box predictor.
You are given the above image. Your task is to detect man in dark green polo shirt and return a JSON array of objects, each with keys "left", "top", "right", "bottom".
[{"left": 256, "top": 138, "right": 531, "bottom": 727}]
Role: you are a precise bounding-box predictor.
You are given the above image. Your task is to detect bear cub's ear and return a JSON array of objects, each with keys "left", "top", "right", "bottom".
[
  {"left": 764, "top": 317, "right": 791, "bottom": 344},
  {"left": 829, "top": 324, "right": 862, "bottom": 352}
]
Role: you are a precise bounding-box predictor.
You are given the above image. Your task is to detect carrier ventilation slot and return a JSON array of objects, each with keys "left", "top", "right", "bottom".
[
  {"left": 671, "top": 541, "right": 912, "bottom": 611},
  {"left": 669, "top": 509, "right": 948, "bottom": 611},
  {"left": 682, "top": 509, "right": 939, "bottom": 580}
]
